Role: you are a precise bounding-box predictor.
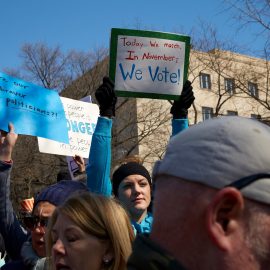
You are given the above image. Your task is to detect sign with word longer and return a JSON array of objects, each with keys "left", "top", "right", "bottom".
[
  {"left": 110, "top": 28, "right": 190, "bottom": 100},
  {"left": 0, "top": 72, "right": 69, "bottom": 143},
  {"left": 38, "top": 97, "right": 99, "bottom": 158}
]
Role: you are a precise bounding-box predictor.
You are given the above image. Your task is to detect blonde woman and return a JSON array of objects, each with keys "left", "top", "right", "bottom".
[{"left": 46, "top": 192, "right": 134, "bottom": 270}]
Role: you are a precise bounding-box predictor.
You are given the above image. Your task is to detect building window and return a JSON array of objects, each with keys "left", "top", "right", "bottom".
[
  {"left": 248, "top": 82, "right": 259, "bottom": 98},
  {"left": 224, "top": 78, "right": 235, "bottom": 95},
  {"left": 251, "top": 114, "right": 261, "bottom": 120},
  {"left": 202, "top": 107, "right": 213, "bottom": 121},
  {"left": 200, "top": 73, "right": 211, "bottom": 89},
  {"left": 227, "top": 110, "right": 238, "bottom": 116}
]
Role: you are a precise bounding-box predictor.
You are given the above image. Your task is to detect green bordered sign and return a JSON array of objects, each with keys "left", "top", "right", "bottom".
[{"left": 109, "top": 28, "right": 190, "bottom": 100}]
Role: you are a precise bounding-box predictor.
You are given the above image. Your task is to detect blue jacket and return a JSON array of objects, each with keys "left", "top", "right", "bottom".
[
  {"left": 86, "top": 117, "right": 188, "bottom": 234},
  {"left": 86, "top": 117, "right": 112, "bottom": 197}
]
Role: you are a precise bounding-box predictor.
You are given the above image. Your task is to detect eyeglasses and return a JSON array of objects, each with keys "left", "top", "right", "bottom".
[
  {"left": 225, "top": 173, "right": 270, "bottom": 190},
  {"left": 23, "top": 215, "right": 49, "bottom": 230}
]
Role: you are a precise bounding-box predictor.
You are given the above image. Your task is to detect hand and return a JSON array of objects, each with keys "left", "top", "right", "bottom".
[
  {"left": 73, "top": 155, "right": 85, "bottom": 172},
  {"left": 0, "top": 123, "right": 18, "bottom": 162},
  {"left": 170, "top": 80, "right": 195, "bottom": 119},
  {"left": 95, "top": 77, "right": 117, "bottom": 118}
]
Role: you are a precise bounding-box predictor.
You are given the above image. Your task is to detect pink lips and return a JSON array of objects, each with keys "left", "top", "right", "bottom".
[{"left": 133, "top": 197, "right": 144, "bottom": 203}]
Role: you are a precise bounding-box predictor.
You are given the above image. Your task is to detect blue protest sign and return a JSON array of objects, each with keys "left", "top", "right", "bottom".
[{"left": 0, "top": 72, "right": 69, "bottom": 143}]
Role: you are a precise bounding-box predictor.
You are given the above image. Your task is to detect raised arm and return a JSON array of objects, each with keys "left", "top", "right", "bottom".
[
  {"left": 170, "top": 80, "right": 195, "bottom": 136},
  {"left": 0, "top": 124, "right": 29, "bottom": 260},
  {"left": 86, "top": 77, "right": 117, "bottom": 197},
  {"left": 72, "top": 155, "right": 87, "bottom": 181}
]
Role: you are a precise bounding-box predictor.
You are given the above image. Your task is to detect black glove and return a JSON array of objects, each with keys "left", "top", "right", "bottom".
[
  {"left": 95, "top": 77, "right": 117, "bottom": 118},
  {"left": 170, "top": 80, "right": 195, "bottom": 119}
]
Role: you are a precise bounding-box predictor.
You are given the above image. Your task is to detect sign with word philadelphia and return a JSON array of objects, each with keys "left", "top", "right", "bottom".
[{"left": 109, "top": 28, "right": 190, "bottom": 100}]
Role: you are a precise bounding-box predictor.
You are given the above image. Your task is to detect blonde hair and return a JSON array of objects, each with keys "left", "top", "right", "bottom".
[{"left": 46, "top": 192, "right": 134, "bottom": 270}]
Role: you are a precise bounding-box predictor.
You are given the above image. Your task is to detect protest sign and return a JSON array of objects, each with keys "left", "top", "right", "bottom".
[
  {"left": 0, "top": 72, "right": 68, "bottom": 143},
  {"left": 66, "top": 156, "right": 88, "bottom": 180},
  {"left": 66, "top": 96, "right": 90, "bottom": 179},
  {"left": 0, "top": 72, "right": 69, "bottom": 143},
  {"left": 110, "top": 28, "right": 190, "bottom": 100},
  {"left": 38, "top": 97, "right": 99, "bottom": 158}
]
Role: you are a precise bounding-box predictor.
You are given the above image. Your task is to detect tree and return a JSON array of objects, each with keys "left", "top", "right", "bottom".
[
  {"left": 19, "top": 43, "right": 71, "bottom": 90},
  {"left": 224, "top": 0, "right": 270, "bottom": 35},
  {"left": 223, "top": 0, "right": 270, "bottom": 56},
  {"left": 222, "top": 1, "right": 270, "bottom": 121},
  {"left": 4, "top": 43, "right": 108, "bottom": 92},
  {"left": 188, "top": 23, "right": 241, "bottom": 121},
  {"left": 188, "top": 22, "right": 270, "bottom": 124},
  {"left": 112, "top": 97, "right": 172, "bottom": 171}
]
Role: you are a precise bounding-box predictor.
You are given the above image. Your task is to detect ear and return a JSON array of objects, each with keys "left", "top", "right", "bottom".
[
  {"left": 205, "top": 187, "right": 244, "bottom": 251},
  {"left": 103, "top": 242, "right": 114, "bottom": 264}
]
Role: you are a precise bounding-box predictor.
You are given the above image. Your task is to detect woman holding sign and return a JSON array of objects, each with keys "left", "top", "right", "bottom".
[{"left": 86, "top": 77, "right": 194, "bottom": 235}]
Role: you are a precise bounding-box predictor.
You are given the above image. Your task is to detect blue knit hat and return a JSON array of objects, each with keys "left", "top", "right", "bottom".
[{"left": 33, "top": 180, "right": 88, "bottom": 210}]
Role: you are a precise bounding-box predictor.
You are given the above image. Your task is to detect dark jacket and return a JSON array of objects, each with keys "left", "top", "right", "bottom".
[
  {"left": 0, "top": 162, "right": 29, "bottom": 260},
  {"left": 127, "top": 234, "right": 187, "bottom": 270},
  {"left": 1, "top": 260, "right": 28, "bottom": 270},
  {"left": 0, "top": 226, "right": 47, "bottom": 270}
]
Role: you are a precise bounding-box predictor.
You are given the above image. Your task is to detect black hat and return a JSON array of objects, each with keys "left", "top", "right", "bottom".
[{"left": 112, "top": 162, "right": 151, "bottom": 196}]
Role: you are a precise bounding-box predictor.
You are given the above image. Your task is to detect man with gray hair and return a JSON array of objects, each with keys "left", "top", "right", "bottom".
[{"left": 128, "top": 116, "right": 270, "bottom": 270}]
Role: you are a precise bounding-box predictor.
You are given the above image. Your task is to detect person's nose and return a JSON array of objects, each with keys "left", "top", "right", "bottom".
[
  {"left": 133, "top": 183, "right": 142, "bottom": 195},
  {"left": 53, "top": 238, "right": 66, "bottom": 255},
  {"left": 33, "top": 225, "right": 46, "bottom": 235}
]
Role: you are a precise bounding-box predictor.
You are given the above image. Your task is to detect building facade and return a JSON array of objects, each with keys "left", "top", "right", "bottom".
[
  {"left": 135, "top": 49, "right": 270, "bottom": 170},
  {"left": 188, "top": 49, "right": 270, "bottom": 123}
]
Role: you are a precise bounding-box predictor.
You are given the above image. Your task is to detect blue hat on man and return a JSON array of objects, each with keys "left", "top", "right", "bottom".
[{"left": 33, "top": 180, "right": 88, "bottom": 210}]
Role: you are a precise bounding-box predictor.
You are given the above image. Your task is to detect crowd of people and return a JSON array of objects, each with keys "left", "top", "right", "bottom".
[{"left": 0, "top": 76, "right": 270, "bottom": 270}]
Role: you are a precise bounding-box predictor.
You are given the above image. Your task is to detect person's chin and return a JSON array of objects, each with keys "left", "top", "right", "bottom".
[
  {"left": 34, "top": 242, "right": 46, "bottom": 257},
  {"left": 133, "top": 202, "right": 147, "bottom": 210}
]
